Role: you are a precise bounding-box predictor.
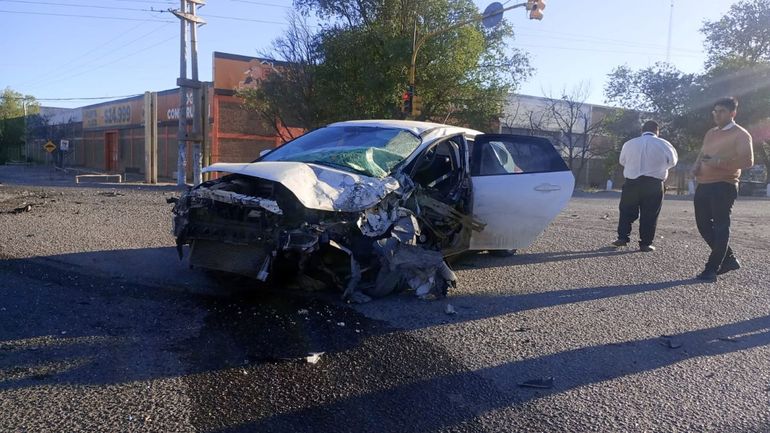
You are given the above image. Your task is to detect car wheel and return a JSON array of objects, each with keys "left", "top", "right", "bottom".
[{"left": 488, "top": 249, "right": 516, "bottom": 257}]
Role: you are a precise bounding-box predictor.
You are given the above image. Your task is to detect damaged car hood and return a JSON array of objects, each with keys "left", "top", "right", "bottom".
[{"left": 202, "top": 161, "right": 401, "bottom": 213}]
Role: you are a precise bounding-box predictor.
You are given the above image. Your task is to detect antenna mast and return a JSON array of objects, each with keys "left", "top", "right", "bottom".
[{"left": 666, "top": 0, "right": 674, "bottom": 63}]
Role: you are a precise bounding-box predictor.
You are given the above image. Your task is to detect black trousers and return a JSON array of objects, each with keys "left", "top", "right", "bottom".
[
  {"left": 617, "top": 176, "right": 664, "bottom": 246},
  {"left": 694, "top": 182, "right": 738, "bottom": 272}
]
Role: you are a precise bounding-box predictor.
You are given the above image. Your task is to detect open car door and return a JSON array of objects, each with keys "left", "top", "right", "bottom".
[{"left": 469, "top": 134, "right": 574, "bottom": 251}]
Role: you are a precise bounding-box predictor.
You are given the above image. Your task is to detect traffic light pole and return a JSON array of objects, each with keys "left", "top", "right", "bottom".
[{"left": 406, "top": 1, "right": 530, "bottom": 119}]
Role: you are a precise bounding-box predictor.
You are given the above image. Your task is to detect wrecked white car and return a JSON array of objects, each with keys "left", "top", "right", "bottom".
[{"left": 171, "top": 120, "right": 574, "bottom": 302}]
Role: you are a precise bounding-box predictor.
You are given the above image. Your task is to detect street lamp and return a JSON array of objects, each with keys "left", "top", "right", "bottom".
[{"left": 405, "top": 1, "right": 544, "bottom": 119}]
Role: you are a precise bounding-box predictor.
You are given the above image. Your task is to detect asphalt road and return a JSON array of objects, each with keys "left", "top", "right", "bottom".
[{"left": 1, "top": 165, "right": 769, "bottom": 432}]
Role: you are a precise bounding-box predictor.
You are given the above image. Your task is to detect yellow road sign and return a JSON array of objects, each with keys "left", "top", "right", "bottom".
[{"left": 44, "top": 140, "right": 56, "bottom": 153}]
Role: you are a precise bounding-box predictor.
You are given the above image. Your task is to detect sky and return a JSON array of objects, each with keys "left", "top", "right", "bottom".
[{"left": 0, "top": 0, "right": 734, "bottom": 109}]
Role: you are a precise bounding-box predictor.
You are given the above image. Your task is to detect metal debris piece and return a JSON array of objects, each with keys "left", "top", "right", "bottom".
[
  {"left": 192, "top": 188, "right": 283, "bottom": 215},
  {"left": 373, "top": 237, "right": 453, "bottom": 299},
  {"left": 347, "top": 291, "right": 372, "bottom": 304},
  {"left": 328, "top": 240, "right": 362, "bottom": 300},
  {"left": 717, "top": 336, "right": 741, "bottom": 343},
  {"left": 305, "top": 352, "right": 324, "bottom": 364},
  {"left": 256, "top": 256, "right": 270, "bottom": 281},
  {"left": 445, "top": 304, "right": 456, "bottom": 315},
  {"left": 659, "top": 336, "right": 682, "bottom": 349},
  {"left": 12, "top": 204, "right": 32, "bottom": 213},
  {"left": 518, "top": 377, "right": 554, "bottom": 389}
]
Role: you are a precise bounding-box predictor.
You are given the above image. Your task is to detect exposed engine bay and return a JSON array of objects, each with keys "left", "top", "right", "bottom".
[{"left": 170, "top": 136, "right": 485, "bottom": 303}]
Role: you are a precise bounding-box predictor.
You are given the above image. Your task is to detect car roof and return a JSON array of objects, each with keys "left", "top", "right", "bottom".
[{"left": 328, "top": 119, "right": 482, "bottom": 140}]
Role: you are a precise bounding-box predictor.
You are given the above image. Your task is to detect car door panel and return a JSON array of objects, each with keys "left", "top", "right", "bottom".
[{"left": 470, "top": 134, "right": 574, "bottom": 251}]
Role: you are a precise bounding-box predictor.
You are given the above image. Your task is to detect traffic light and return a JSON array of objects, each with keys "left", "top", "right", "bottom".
[
  {"left": 411, "top": 95, "right": 423, "bottom": 117},
  {"left": 401, "top": 86, "right": 414, "bottom": 115},
  {"left": 527, "top": 0, "right": 545, "bottom": 20}
]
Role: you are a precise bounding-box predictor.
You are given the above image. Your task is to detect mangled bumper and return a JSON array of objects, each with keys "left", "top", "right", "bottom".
[{"left": 171, "top": 163, "right": 481, "bottom": 302}]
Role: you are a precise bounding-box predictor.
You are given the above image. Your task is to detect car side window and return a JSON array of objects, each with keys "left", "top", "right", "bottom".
[
  {"left": 478, "top": 141, "right": 521, "bottom": 175},
  {"left": 472, "top": 134, "right": 568, "bottom": 176}
]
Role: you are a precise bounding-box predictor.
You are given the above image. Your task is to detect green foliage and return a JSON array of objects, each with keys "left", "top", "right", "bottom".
[
  {"left": 701, "top": 0, "right": 770, "bottom": 68},
  {"left": 604, "top": 63, "right": 695, "bottom": 117},
  {"left": 603, "top": 0, "right": 770, "bottom": 175},
  {"left": 604, "top": 63, "right": 700, "bottom": 154},
  {"left": 0, "top": 88, "right": 39, "bottom": 163},
  {"left": 242, "top": 0, "right": 531, "bottom": 133}
]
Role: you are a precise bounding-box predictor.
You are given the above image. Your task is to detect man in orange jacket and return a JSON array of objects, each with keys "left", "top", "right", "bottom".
[{"left": 692, "top": 97, "right": 754, "bottom": 282}]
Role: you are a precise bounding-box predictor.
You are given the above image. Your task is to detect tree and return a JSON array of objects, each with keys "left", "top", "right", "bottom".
[
  {"left": 0, "top": 87, "right": 39, "bottom": 163},
  {"left": 604, "top": 0, "right": 770, "bottom": 178},
  {"left": 504, "top": 84, "right": 619, "bottom": 185},
  {"left": 701, "top": 0, "right": 770, "bottom": 68},
  {"left": 604, "top": 63, "right": 698, "bottom": 154},
  {"left": 236, "top": 11, "right": 322, "bottom": 142},
  {"left": 242, "top": 0, "right": 531, "bottom": 133},
  {"left": 696, "top": 0, "right": 770, "bottom": 177},
  {"left": 540, "top": 85, "right": 618, "bottom": 181}
]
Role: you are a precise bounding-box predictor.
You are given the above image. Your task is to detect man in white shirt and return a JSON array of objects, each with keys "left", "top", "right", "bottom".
[{"left": 612, "top": 120, "right": 678, "bottom": 252}]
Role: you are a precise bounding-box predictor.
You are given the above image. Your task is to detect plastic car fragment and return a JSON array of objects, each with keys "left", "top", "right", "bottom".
[{"left": 190, "top": 188, "right": 283, "bottom": 215}]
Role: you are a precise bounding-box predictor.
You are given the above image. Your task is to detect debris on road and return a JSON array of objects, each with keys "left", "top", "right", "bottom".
[
  {"left": 12, "top": 204, "right": 32, "bottom": 213},
  {"left": 659, "top": 336, "right": 682, "bottom": 349},
  {"left": 98, "top": 191, "right": 125, "bottom": 197},
  {"left": 306, "top": 352, "right": 324, "bottom": 364},
  {"left": 445, "top": 303, "right": 456, "bottom": 315},
  {"left": 518, "top": 377, "right": 554, "bottom": 389}
]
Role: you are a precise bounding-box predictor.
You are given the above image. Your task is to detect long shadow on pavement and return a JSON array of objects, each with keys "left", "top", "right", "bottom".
[
  {"left": 210, "top": 314, "right": 770, "bottom": 433},
  {"left": 1, "top": 248, "right": 759, "bottom": 432}
]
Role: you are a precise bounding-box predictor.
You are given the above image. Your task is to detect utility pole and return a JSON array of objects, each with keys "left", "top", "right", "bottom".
[
  {"left": 171, "top": 0, "right": 206, "bottom": 186},
  {"left": 22, "top": 97, "right": 29, "bottom": 162},
  {"left": 666, "top": 0, "right": 674, "bottom": 63}
]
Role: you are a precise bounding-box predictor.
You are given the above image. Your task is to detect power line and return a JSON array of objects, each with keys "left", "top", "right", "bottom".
[
  {"left": 111, "top": 0, "right": 175, "bottom": 4},
  {"left": 16, "top": 22, "right": 174, "bottom": 90},
  {"left": 0, "top": 8, "right": 174, "bottom": 22},
  {"left": 229, "top": 0, "right": 291, "bottom": 8},
  {"left": 516, "top": 42, "right": 702, "bottom": 59},
  {"left": 204, "top": 13, "right": 289, "bottom": 25},
  {"left": 28, "top": 35, "right": 178, "bottom": 90},
  {"left": 515, "top": 29, "right": 701, "bottom": 55},
  {"left": 0, "top": 0, "right": 166, "bottom": 12},
  {"left": 0, "top": 4, "right": 290, "bottom": 25},
  {"left": 3, "top": 94, "right": 143, "bottom": 101}
]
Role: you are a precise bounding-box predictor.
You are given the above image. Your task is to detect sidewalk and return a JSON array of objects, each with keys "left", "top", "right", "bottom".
[{"left": 0, "top": 164, "right": 185, "bottom": 191}]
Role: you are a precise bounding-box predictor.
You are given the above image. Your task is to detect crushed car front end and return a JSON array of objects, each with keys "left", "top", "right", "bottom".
[{"left": 171, "top": 122, "right": 475, "bottom": 302}]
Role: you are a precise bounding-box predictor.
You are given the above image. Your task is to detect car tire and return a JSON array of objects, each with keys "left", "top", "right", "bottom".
[{"left": 488, "top": 249, "right": 516, "bottom": 257}]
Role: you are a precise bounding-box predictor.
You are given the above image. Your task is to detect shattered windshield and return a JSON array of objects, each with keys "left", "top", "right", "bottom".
[{"left": 261, "top": 126, "right": 421, "bottom": 178}]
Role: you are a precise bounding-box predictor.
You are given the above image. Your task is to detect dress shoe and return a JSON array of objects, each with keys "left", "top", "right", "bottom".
[
  {"left": 611, "top": 239, "right": 628, "bottom": 247},
  {"left": 639, "top": 244, "right": 656, "bottom": 252},
  {"left": 696, "top": 269, "right": 717, "bottom": 283},
  {"left": 717, "top": 257, "right": 741, "bottom": 275}
]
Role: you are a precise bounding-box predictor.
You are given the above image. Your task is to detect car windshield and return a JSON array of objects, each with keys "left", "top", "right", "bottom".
[{"left": 261, "top": 126, "right": 422, "bottom": 178}]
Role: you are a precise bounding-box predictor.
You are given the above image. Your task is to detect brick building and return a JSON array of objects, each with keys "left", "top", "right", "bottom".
[{"left": 26, "top": 51, "right": 302, "bottom": 182}]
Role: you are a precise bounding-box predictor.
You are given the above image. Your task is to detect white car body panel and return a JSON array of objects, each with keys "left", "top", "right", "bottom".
[
  {"left": 202, "top": 161, "right": 400, "bottom": 213},
  {"left": 469, "top": 171, "right": 575, "bottom": 250}
]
